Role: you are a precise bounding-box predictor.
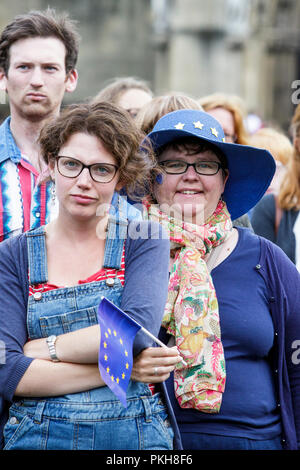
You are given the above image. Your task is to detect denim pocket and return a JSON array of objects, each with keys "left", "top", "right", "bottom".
[
  {"left": 39, "top": 307, "right": 98, "bottom": 336},
  {"left": 4, "top": 413, "right": 29, "bottom": 449},
  {"left": 3, "top": 409, "right": 34, "bottom": 450},
  {"left": 3, "top": 407, "right": 49, "bottom": 450},
  {"left": 138, "top": 408, "right": 174, "bottom": 450}
]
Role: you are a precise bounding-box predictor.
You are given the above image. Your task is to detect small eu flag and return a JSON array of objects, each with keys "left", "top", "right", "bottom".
[{"left": 97, "top": 297, "right": 142, "bottom": 407}]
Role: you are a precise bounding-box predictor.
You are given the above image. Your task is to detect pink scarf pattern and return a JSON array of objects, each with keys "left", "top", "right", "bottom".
[{"left": 145, "top": 200, "right": 232, "bottom": 413}]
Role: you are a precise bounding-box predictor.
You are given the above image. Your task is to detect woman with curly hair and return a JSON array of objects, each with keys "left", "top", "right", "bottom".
[{"left": 0, "top": 102, "right": 181, "bottom": 450}]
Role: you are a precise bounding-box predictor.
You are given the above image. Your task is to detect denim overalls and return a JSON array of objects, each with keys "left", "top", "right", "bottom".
[{"left": 4, "top": 211, "right": 174, "bottom": 450}]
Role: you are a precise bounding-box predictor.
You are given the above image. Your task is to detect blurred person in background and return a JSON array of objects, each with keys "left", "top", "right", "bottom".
[
  {"left": 135, "top": 92, "right": 203, "bottom": 136},
  {"left": 91, "top": 76, "right": 153, "bottom": 119},
  {"left": 251, "top": 106, "right": 300, "bottom": 268},
  {"left": 249, "top": 127, "right": 293, "bottom": 196},
  {"left": 199, "top": 92, "right": 250, "bottom": 145},
  {"left": 199, "top": 92, "right": 252, "bottom": 229}
]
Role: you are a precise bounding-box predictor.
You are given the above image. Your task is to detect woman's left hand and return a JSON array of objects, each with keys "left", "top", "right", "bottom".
[
  {"left": 23, "top": 338, "right": 50, "bottom": 360},
  {"left": 131, "top": 346, "right": 182, "bottom": 383}
]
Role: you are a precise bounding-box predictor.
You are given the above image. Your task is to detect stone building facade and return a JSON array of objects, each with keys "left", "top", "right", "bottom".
[{"left": 1, "top": 0, "right": 300, "bottom": 130}]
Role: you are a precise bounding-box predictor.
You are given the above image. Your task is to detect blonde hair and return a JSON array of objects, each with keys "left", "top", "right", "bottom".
[
  {"left": 135, "top": 93, "right": 203, "bottom": 135},
  {"left": 278, "top": 104, "right": 300, "bottom": 210},
  {"left": 91, "top": 77, "right": 153, "bottom": 106},
  {"left": 198, "top": 92, "right": 250, "bottom": 145},
  {"left": 249, "top": 127, "right": 293, "bottom": 166}
]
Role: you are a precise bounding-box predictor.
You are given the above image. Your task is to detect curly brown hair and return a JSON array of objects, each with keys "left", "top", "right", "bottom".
[
  {"left": 0, "top": 7, "right": 80, "bottom": 75},
  {"left": 39, "top": 101, "right": 156, "bottom": 200}
]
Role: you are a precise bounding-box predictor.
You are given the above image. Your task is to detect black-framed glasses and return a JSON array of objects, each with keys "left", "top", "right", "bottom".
[
  {"left": 55, "top": 156, "right": 118, "bottom": 183},
  {"left": 224, "top": 133, "right": 237, "bottom": 143},
  {"left": 159, "top": 160, "right": 224, "bottom": 176}
]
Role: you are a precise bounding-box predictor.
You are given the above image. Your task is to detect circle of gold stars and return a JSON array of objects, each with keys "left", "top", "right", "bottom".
[
  {"left": 103, "top": 328, "right": 129, "bottom": 384},
  {"left": 172, "top": 120, "right": 225, "bottom": 141}
]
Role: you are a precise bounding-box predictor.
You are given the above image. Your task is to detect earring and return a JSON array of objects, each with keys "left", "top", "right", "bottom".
[{"left": 50, "top": 182, "right": 56, "bottom": 203}]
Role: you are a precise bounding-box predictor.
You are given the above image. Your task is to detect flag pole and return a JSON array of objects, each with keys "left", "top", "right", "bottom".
[{"left": 140, "top": 326, "right": 187, "bottom": 366}]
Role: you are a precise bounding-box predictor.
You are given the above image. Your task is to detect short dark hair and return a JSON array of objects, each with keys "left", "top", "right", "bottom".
[
  {"left": 0, "top": 8, "right": 80, "bottom": 75},
  {"left": 39, "top": 101, "right": 156, "bottom": 200}
]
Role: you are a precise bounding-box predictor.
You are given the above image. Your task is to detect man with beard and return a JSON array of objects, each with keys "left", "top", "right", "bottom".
[{"left": 0, "top": 8, "right": 79, "bottom": 240}]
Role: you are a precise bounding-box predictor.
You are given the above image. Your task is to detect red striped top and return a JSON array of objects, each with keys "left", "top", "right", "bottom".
[{"left": 29, "top": 245, "right": 125, "bottom": 296}]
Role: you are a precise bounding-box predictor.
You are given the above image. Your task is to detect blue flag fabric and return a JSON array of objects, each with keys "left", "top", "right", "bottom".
[{"left": 97, "top": 297, "right": 142, "bottom": 407}]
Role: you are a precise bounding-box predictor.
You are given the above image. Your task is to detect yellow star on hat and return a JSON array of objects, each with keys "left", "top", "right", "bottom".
[
  {"left": 174, "top": 122, "right": 185, "bottom": 130},
  {"left": 193, "top": 121, "right": 204, "bottom": 130},
  {"left": 211, "top": 127, "right": 219, "bottom": 138}
]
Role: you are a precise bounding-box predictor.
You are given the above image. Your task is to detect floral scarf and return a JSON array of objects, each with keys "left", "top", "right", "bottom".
[{"left": 144, "top": 200, "right": 232, "bottom": 413}]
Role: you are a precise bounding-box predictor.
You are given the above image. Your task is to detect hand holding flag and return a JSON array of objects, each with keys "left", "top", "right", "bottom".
[
  {"left": 97, "top": 297, "right": 141, "bottom": 407},
  {"left": 97, "top": 297, "right": 187, "bottom": 407}
]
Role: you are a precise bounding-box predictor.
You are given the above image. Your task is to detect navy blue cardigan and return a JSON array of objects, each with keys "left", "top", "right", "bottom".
[
  {"left": 256, "top": 234, "right": 300, "bottom": 449},
  {"left": 161, "top": 231, "right": 300, "bottom": 450}
]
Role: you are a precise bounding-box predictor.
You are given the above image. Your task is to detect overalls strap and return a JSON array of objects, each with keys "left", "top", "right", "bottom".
[
  {"left": 26, "top": 226, "right": 48, "bottom": 285},
  {"left": 26, "top": 193, "right": 130, "bottom": 282},
  {"left": 104, "top": 194, "right": 128, "bottom": 269}
]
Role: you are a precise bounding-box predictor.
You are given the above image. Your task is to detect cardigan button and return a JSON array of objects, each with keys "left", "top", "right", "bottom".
[
  {"left": 270, "top": 296, "right": 275, "bottom": 302},
  {"left": 255, "top": 264, "right": 261, "bottom": 270}
]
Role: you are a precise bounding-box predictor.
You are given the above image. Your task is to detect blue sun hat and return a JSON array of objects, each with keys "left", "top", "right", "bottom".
[{"left": 146, "top": 109, "right": 276, "bottom": 220}]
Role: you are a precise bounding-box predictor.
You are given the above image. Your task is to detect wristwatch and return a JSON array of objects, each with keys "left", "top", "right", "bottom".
[{"left": 46, "top": 335, "right": 60, "bottom": 362}]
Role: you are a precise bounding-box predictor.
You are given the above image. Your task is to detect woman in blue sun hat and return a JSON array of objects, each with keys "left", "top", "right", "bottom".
[{"left": 139, "top": 109, "right": 300, "bottom": 450}]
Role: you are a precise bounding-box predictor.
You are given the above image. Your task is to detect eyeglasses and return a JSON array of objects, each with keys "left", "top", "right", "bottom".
[
  {"left": 224, "top": 133, "right": 237, "bottom": 143},
  {"left": 55, "top": 156, "right": 118, "bottom": 183},
  {"left": 159, "top": 160, "right": 224, "bottom": 176},
  {"left": 125, "top": 108, "right": 139, "bottom": 119}
]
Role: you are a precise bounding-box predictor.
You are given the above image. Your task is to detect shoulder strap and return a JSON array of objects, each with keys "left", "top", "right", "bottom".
[
  {"left": 26, "top": 226, "right": 48, "bottom": 284},
  {"left": 103, "top": 193, "right": 128, "bottom": 269}
]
